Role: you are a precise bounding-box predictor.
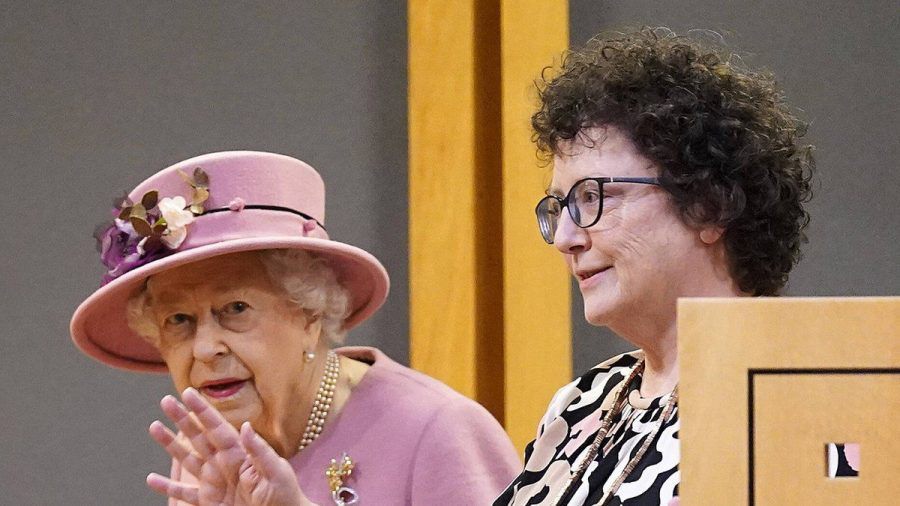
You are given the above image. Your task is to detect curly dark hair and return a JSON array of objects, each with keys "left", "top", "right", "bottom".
[{"left": 533, "top": 28, "right": 814, "bottom": 296}]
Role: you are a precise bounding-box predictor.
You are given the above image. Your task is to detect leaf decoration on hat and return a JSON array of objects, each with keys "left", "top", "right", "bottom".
[
  {"left": 129, "top": 203, "right": 147, "bottom": 220},
  {"left": 94, "top": 167, "right": 211, "bottom": 285},
  {"left": 141, "top": 190, "right": 159, "bottom": 210},
  {"left": 114, "top": 193, "right": 134, "bottom": 220},
  {"left": 179, "top": 167, "right": 210, "bottom": 215},
  {"left": 130, "top": 215, "right": 154, "bottom": 237},
  {"left": 192, "top": 167, "right": 209, "bottom": 186}
]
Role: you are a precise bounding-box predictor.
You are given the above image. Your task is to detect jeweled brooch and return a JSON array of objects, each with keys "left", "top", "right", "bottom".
[{"left": 326, "top": 453, "right": 358, "bottom": 505}]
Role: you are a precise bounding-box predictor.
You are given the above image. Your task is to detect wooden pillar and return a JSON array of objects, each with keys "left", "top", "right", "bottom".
[
  {"left": 408, "top": 0, "right": 570, "bottom": 450},
  {"left": 498, "top": 0, "right": 571, "bottom": 449}
]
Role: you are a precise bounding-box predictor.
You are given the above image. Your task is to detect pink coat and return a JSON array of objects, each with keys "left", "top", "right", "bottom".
[{"left": 169, "top": 347, "right": 521, "bottom": 505}]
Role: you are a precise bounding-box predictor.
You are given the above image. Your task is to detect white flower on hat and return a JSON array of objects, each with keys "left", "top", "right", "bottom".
[{"left": 158, "top": 196, "right": 195, "bottom": 248}]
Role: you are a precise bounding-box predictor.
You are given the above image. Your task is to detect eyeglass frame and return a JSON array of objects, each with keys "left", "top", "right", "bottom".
[{"left": 535, "top": 176, "right": 661, "bottom": 244}]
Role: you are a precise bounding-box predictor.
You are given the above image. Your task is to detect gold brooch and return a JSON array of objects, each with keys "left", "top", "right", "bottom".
[{"left": 326, "top": 453, "right": 358, "bottom": 505}]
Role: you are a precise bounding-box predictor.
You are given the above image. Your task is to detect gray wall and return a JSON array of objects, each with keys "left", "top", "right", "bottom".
[
  {"left": 1, "top": 2, "right": 406, "bottom": 504},
  {"left": 568, "top": 0, "right": 899, "bottom": 376},
  {"left": 2, "top": 1, "right": 897, "bottom": 504}
]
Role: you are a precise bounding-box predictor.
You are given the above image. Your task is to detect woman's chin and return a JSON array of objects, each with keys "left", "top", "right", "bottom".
[
  {"left": 584, "top": 308, "right": 612, "bottom": 327},
  {"left": 579, "top": 278, "right": 626, "bottom": 322},
  {"left": 581, "top": 295, "right": 619, "bottom": 327}
]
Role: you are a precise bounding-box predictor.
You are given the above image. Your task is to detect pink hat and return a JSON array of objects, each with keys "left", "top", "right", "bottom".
[{"left": 70, "top": 151, "right": 390, "bottom": 373}]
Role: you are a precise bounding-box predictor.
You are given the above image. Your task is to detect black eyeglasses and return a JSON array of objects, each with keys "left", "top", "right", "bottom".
[{"left": 535, "top": 177, "right": 660, "bottom": 244}]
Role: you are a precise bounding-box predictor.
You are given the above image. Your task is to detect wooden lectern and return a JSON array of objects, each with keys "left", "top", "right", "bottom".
[{"left": 678, "top": 297, "right": 899, "bottom": 505}]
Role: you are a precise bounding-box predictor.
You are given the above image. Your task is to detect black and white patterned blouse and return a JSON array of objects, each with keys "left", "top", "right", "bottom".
[{"left": 495, "top": 352, "right": 680, "bottom": 506}]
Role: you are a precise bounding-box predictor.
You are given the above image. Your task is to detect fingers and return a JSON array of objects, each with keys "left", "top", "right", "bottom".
[
  {"left": 160, "top": 394, "right": 214, "bottom": 458},
  {"left": 148, "top": 420, "right": 204, "bottom": 478},
  {"left": 180, "top": 388, "right": 248, "bottom": 482},
  {"left": 240, "top": 422, "right": 286, "bottom": 478},
  {"left": 238, "top": 422, "right": 309, "bottom": 505},
  {"left": 237, "top": 458, "right": 262, "bottom": 492},
  {"left": 151, "top": 388, "right": 251, "bottom": 495},
  {"left": 181, "top": 388, "right": 242, "bottom": 454},
  {"left": 146, "top": 472, "right": 199, "bottom": 505}
]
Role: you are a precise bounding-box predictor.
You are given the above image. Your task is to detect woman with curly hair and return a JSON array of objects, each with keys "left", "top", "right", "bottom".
[{"left": 495, "top": 28, "right": 813, "bottom": 506}]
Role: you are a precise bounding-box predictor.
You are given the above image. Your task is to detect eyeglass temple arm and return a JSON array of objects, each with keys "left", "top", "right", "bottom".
[{"left": 606, "top": 177, "right": 660, "bottom": 185}]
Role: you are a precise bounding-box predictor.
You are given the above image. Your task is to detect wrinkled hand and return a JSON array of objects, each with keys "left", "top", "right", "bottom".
[{"left": 147, "top": 388, "right": 313, "bottom": 506}]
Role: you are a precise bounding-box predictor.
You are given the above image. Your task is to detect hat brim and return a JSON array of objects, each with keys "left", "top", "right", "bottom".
[{"left": 70, "top": 237, "right": 389, "bottom": 373}]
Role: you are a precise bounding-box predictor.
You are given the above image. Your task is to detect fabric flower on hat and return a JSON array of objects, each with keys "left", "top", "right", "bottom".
[
  {"left": 158, "top": 196, "right": 195, "bottom": 248},
  {"left": 95, "top": 219, "right": 151, "bottom": 279},
  {"left": 93, "top": 168, "right": 209, "bottom": 285}
]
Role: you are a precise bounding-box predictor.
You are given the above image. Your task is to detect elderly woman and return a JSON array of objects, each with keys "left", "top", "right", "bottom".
[
  {"left": 495, "top": 29, "right": 813, "bottom": 505},
  {"left": 71, "top": 151, "right": 520, "bottom": 505}
]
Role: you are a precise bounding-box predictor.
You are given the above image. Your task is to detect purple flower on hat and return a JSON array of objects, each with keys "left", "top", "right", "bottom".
[
  {"left": 94, "top": 218, "right": 168, "bottom": 284},
  {"left": 94, "top": 168, "right": 209, "bottom": 285}
]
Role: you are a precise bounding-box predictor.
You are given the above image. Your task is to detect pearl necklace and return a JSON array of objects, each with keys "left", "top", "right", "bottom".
[{"left": 298, "top": 350, "right": 341, "bottom": 452}]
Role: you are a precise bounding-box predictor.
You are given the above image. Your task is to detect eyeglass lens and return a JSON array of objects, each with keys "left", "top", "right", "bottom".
[
  {"left": 536, "top": 179, "right": 603, "bottom": 244},
  {"left": 571, "top": 179, "right": 601, "bottom": 225},
  {"left": 536, "top": 197, "right": 560, "bottom": 243}
]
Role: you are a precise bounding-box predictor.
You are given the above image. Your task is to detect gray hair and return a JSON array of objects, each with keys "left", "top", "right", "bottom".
[{"left": 126, "top": 249, "right": 351, "bottom": 347}]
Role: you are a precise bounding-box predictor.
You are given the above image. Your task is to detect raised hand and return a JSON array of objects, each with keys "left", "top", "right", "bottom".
[{"left": 147, "top": 388, "right": 313, "bottom": 506}]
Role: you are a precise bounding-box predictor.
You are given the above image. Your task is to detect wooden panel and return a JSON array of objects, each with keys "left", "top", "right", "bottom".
[
  {"left": 499, "top": 0, "right": 571, "bottom": 450},
  {"left": 678, "top": 297, "right": 900, "bottom": 505},
  {"left": 408, "top": 0, "right": 482, "bottom": 400},
  {"left": 754, "top": 373, "right": 898, "bottom": 504},
  {"left": 409, "top": 0, "right": 570, "bottom": 439}
]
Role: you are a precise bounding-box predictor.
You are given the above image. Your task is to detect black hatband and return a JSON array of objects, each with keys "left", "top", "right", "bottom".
[{"left": 203, "top": 205, "right": 326, "bottom": 231}]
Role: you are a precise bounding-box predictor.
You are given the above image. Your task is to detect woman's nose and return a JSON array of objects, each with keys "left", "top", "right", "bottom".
[
  {"left": 192, "top": 318, "right": 229, "bottom": 361},
  {"left": 553, "top": 207, "right": 589, "bottom": 254}
]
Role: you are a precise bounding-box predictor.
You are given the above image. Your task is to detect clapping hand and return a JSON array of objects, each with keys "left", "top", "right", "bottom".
[{"left": 147, "top": 388, "right": 314, "bottom": 506}]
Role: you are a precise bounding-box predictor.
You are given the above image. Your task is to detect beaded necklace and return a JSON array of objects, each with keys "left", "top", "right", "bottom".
[
  {"left": 552, "top": 359, "right": 679, "bottom": 505},
  {"left": 297, "top": 350, "right": 341, "bottom": 452}
]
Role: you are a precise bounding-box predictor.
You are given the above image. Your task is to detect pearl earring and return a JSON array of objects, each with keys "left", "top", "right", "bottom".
[{"left": 304, "top": 351, "right": 316, "bottom": 362}]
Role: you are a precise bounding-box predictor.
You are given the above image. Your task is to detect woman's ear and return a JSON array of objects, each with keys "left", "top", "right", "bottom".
[
  {"left": 286, "top": 304, "right": 323, "bottom": 338},
  {"left": 699, "top": 226, "right": 725, "bottom": 245},
  {"left": 302, "top": 310, "right": 323, "bottom": 335}
]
